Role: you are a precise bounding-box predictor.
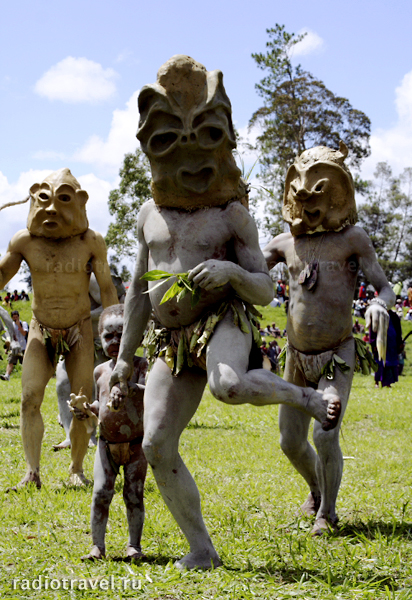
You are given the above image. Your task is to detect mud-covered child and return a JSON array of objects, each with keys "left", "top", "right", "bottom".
[{"left": 74, "top": 304, "right": 148, "bottom": 560}]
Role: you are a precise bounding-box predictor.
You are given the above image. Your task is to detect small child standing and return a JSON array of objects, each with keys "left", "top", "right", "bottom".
[{"left": 73, "top": 304, "right": 148, "bottom": 561}]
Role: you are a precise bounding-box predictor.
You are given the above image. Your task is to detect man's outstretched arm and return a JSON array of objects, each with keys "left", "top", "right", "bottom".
[
  {"left": 110, "top": 209, "right": 152, "bottom": 392},
  {"left": 0, "top": 231, "right": 25, "bottom": 290}
]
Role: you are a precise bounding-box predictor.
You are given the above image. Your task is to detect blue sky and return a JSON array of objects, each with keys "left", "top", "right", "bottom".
[{"left": 1, "top": 0, "right": 412, "bottom": 287}]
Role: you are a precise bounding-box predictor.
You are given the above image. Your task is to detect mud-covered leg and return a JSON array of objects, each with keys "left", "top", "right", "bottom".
[
  {"left": 82, "top": 438, "right": 117, "bottom": 560},
  {"left": 65, "top": 318, "right": 94, "bottom": 485},
  {"left": 18, "top": 321, "right": 55, "bottom": 488},
  {"left": 123, "top": 444, "right": 147, "bottom": 559},
  {"left": 207, "top": 305, "right": 341, "bottom": 430},
  {"left": 54, "top": 360, "right": 72, "bottom": 450},
  {"left": 311, "top": 337, "right": 355, "bottom": 535},
  {"left": 143, "top": 358, "right": 221, "bottom": 570},
  {"left": 279, "top": 352, "right": 321, "bottom": 516}
]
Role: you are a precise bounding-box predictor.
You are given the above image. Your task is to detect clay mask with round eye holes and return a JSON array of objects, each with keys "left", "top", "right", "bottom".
[
  {"left": 137, "top": 55, "right": 247, "bottom": 209},
  {"left": 282, "top": 142, "right": 357, "bottom": 236},
  {"left": 27, "top": 168, "right": 89, "bottom": 238}
]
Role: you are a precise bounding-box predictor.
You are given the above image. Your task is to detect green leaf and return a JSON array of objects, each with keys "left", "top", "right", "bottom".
[
  {"left": 141, "top": 270, "right": 173, "bottom": 281},
  {"left": 160, "top": 280, "right": 183, "bottom": 305},
  {"left": 142, "top": 277, "right": 172, "bottom": 295},
  {"left": 176, "top": 286, "right": 190, "bottom": 302},
  {"left": 191, "top": 286, "right": 202, "bottom": 308}
]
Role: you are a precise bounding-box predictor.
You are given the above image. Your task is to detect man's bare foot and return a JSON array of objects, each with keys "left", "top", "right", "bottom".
[
  {"left": 53, "top": 439, "right": 71, "bottom": 451},
  {"left": 297, "top": 492, "right": 321, "bottom": 517},
  {"left": 81, "top": 545, "right": 105, "bottom": 561},
  {"left": 311, "top": 516, "right": 338, "bottom": 536},
  {"left": 126, "top": 545, "right": 145, "bottom": 561},
  {"left": 69, "top": 472, "right": 92, "bottom": 486},
  {"left": 306, "top": 387, "right": 341, "bottom": 431},
  {"left": 6, "top": 471, "right": 42, "bottom": 492},
  {"left": 175, "top": 551, "right": 222, "bottom": 570}
]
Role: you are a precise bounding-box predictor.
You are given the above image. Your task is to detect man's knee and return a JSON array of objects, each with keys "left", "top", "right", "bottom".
[
  {"left": 123, "top": 480, "right": 144, "bottom": 508},
  {"left": 208, "top": 366, "right": 243, "bottom": 405},
  {"left": 21, "top": 386, "right": 44, "bottom": 413},
  {"left": 279, "top": 429, "right": 308, "bottom": 460},
  {"left": 313, "top": 425, "right": 340, "bottom": 453},
  {"left": 93, "top": 486, "right": 115, "bottom": 507},
  {"left": 142, "top": 434, "right": 176, "bottom": 468}
]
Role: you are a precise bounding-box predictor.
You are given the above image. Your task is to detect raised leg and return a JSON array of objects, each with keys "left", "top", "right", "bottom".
[
  {"left": 82, "top": 437, "right": 117, "bottom": 560},
  {"left": 123, "top": 444, "right": 147, "bottom": 559},
  {"left": 142, "top": 358, "right": 221, "bottom": 570},
  {"left": 19, "top": 320, "right": 55, "bottom": 488},
  {"left": 207, "top": 305, "right": 340, "bottom": 429},
  {"left": 65, "top": 317, "right": 94, "bottom": 484}
]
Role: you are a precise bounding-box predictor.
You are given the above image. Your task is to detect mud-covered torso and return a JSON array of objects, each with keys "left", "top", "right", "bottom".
[
  {"left": 21, "top": 231, "right": 95, "bottom": 329},
  {"left": 143, "top": 201, "right": 238, "bottom": 328},
  {"left": 96, "top": 357, "right": 146, "bottom": 443},
  {"left": 284, "top": 228, "right": 359, "bottom": 353}
]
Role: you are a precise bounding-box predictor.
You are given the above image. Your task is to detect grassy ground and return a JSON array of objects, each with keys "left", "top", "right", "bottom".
[{"left": 1, "top": 305, "right": 412, "bottom": 598}]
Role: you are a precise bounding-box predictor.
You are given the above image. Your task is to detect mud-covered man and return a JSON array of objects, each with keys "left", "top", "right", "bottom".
[
  {"left": 264, "top": 143, "right": 395, "bottom": 534},
  {"left": 0, "top": 169, "right": 118, "bottom": 488},
  {"left": 110, "top": 56, "right": 341, "bottom": 569}
]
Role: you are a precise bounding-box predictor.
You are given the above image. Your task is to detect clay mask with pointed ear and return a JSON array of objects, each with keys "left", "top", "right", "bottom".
[
  {"left": 27, "top": 168, "right": 89, "bottom": 238},
  {"left": 283, "top": 142, "right": 357, "bottom": 236},
  {"left": 137, "top": 55, "right": 244, "bottom": 209}
]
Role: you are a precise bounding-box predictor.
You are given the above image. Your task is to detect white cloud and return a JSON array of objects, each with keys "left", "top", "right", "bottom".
[
  {"left": 362, "top": 69, "right": 412, "bottom": 179},
  {"left": 34, "top": 57, "right": 118, "bottom": 103},
  {"left": 72, "top": 91, "right": 140, "bottom": 175},
  {"left": 291, "top": 29, "right": 324, "bottom": 57}
]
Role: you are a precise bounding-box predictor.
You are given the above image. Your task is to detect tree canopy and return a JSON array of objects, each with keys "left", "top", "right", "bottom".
[
  {"left": 358, "top": 162, "right": 412, "bottom": 284},
  {"left": 249, "top": 25, "right": 371, "bottom": 237},
  {"left": 105, "top": 148, "right": 151, "bottom": 262}
]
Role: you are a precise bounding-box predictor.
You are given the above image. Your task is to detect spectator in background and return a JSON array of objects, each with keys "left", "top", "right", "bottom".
[
  {"left": 405, "top": 308, "right": 412, "bottom": 321},
  {"left": 395, "top": 299, "right": 404, "bottom": 319},
  {"left": 393, "top": 281, "right": 403, "bottom": 299},
  {"left": 276, "top": 279, "right": 285, "bottom": 304},
  {"left": 267, "top": 340, "right": 280, "bottom": 372},
  {"left": 0, "top": 310, "right": 29, "bottom": 381},
  {"left": 358, "top": 281, "right": 367, "bottom": 300}
]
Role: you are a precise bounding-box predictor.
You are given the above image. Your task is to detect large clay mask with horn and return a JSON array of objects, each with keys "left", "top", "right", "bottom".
[
  {"left": 27, "top": 168, "right": 89, "bottom": 239},
  {"left": 136, "top": 55, "right": 243, "bottom": 209},
  {"left": 283, "top": 142, "right": 357, "bottom": 236}
]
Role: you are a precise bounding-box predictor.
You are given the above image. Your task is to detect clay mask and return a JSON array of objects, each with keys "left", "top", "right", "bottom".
[
  {"left": 136, "top": 55, "right": 245, "bottom": 209},
  {"left": 283, "top": 142, "right": 357, "bottom": 236},
  {"left": 27, "top": 168, "right": 89, "bottom": 239}
]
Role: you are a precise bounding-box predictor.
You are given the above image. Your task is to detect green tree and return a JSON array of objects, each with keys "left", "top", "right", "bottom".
[
  {"left": 358, "top": 162, "right": 412, "bottom": 283},
  {"left": 249, "top": 25, "right": 371, "bottom": 237},
  {"left": 105, "top": 148, "right": 152, "bottom": 260}
]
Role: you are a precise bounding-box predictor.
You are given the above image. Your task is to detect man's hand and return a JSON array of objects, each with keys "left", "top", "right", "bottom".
[
  {"left": 188, "top": 260, "right": 235, "bottom": 291},
  {"left": 365, "top": 303, "right": 389, "bottom": 362},
  {"left": 109, "top": 358, "right": 132, "bottom": 396},
  {"left": 107, "top": 384, "right": 126, "bottom": 412},
  {"left": 68, "top": 390, "right": 98, "bottom": 434}
]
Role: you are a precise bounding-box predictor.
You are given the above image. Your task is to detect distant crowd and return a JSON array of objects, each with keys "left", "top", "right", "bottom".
[{"left": 1, "top": 289, "right": 30, "bottom": 307}]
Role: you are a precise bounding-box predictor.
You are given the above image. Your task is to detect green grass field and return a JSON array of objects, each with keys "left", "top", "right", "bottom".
[{"left": 1, "top": 303, "right": 412, "bottom": 599}]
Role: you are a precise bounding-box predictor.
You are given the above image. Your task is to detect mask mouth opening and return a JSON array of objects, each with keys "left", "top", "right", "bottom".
[
  {"left": 303, "top": 208, "right": 321, "bottom": 224},
  {"left": 43, "top": 221, "right": 59, "bottom": 229},
  {"left": 178, "top": 167, "right": 216, "bottom": 193}
]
